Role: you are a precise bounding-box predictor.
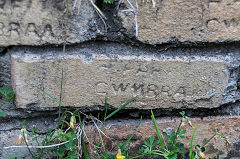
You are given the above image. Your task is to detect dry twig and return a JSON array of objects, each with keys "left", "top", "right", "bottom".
[{"left": 120, "top": 0, "right": 139, "bottom": 37}]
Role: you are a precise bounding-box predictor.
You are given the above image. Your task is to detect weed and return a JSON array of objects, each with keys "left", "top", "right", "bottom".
[
  {"left": 103, "top": 0, "right": 115, "bottom": 4},
  {"left": 0, "top": 84, "right": 14, "bottom": 117}
]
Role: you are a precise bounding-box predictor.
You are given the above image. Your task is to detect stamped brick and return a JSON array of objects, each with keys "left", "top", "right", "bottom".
[
  {"left": 0, "top": 0, "right": 95, "bottom": 46},
  {"left": 119, "top": 0, "right": 240, "bottom": 44},
  {"left": 11, "top": 46, "right": 231, "bottom": 109}
]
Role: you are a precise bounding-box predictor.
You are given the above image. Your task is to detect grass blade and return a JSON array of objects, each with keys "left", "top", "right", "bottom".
[
  {"left": 103, "top": 95, "right": 108, "bottom": 124},
  {"left": 104, "top": 97, "right": 136, "bottom": 121},
  {"left": 38, "top": 87, "right": 60, "bottom": 104},
  {"left": 151, "top": 110, "right": 165, "bottom": 149},
  {"left": 190, "top": 124, "right": 197, "bottom": 159},
  {"left": 78, "top": 113, "right": 90, "bottom": 159},
  {"left": 120, "top": 116, "right": 142, "bottom": 150}
]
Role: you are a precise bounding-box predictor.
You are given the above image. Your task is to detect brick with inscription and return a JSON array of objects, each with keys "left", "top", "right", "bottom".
[
  {"left": 119, "top": 0, "right": 240, "bottom": 44},
  {"left": 11, "top": 45, "right": 234, "bottom": 109},
  {"left": 0, "top": 0, "right": 96, "bottom": 46}
]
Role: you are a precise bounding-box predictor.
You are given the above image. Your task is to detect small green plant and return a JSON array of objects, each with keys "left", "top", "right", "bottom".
[
  {"left": 138, "top": 135, "right": 160, "bottom": 156},
  {"left": 130, "top": 110, "right": 188, "bottom": 159},
  {"left": 0, "top": 85, "right": 14, "bottom": 117},
  {"left": 103, "top": 0, "right": 115, "bottom": 4},
  {"left": 115, "top": 110, "right": 229, "bottom": 159},
  {"left": 9, "top": 96, "right": 136, "bottom": 159}
]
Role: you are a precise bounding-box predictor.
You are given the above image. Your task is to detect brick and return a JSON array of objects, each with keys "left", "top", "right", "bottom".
[
  {"left": 0, "top": 0, "right": 96, "bottom": 46},
  {"left": 1, "top": 130, "right": 51, "bottom": 159},
  {"left": 11, "top": 47, "right": 231, "bottom": 109},
  {"left": 119, "top": 0, "right": 240, "bottom": 44},
  {"left": 85, "top": 116, "right": 240, "bottom": 158}
]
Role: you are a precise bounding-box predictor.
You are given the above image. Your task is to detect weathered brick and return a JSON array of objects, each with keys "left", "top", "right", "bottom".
[
  {"left": 0, "top": 0, "right": 96, "bottom": 46},
  {"left": 11, "top": 47, "right": 231, "bottom": 109},
  {"left": 85, "top": 116, "right": 240, "bottom": 158},
  {"left": 119, "top": 0, "right": 240, "bottom": 44}
]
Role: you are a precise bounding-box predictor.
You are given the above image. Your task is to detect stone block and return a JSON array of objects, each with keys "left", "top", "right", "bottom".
[
  {"left": 119, "top": 0, "right": 240, "bottom": 44},
  {"left": 11, "top": 46, "right": 232, "bottom": 109},
  {"left": 1, "top": 130, "right": 51, "bottom": 159},
  {"left": 0, "top": 0, "right": 96, "bottom": 46},
  {"left": 85, "top": 116, "right": 240, "bottom": 158}
]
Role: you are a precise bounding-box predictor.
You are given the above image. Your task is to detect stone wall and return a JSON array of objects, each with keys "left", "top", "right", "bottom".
[{"left": 0, "top": 0, "right": 240, "bottom": 158}]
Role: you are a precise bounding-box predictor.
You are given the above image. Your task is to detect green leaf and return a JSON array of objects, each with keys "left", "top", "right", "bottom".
[
  {"left": 103, "top": 95, "right": 108, "bottom": 123},
  {"left": 104, "top": 0, "right": 115, "bottom": 3},
  {"left": 120, "top": 116, "right": 142, "bottom": 150},
  {"left": 104, "top": 97, "right": 136, "bottom": 120},
  {"left": 144, "top": 139, "right": 150, "bottom": 147},
  {"left": 6, "top": 155, "right": 18, "bottom": 159},
  {"left": 38, "top": 87, "right": 60, "bottom": 104},
  {"left": 0, "top": 85, "right": 7, "bottom": 96},
  {"left": 176, "top": 142, "right": 184, "bottom": 149},
  {"left": 189, "top": 124, "right": 198, "bottom": 159},
  {"left": 180, "top": 129, "right": 187, "bottom": 134},
  {"left": 78, "top": 113, "right": 90, "bottom": 159},
  {"left": 179, "top": 111, "right": 185, "bottom": 116},
  {"left": 201, "top": 146, "right": 205, "bottom": 152},
  {"left": 0, "top": 111, "right": 5, "bottom": 117},
  {"left": 216, "top": 151, "right": 220, "bottom": 159},
  {"left": 0, "top": 85, "right": 14, "bottom": 102},
  {"left": 152, "top": 140, "right": 160, "bottom": 147},
  {"left": 116, "top": 140, "right": 120, "bottom": 149},
  {"left": 151, "top": 110, "right": 165, "bottom": 149},
  {"left": 179, "top": 149, "right": 187, "bottom": 154},
  {"left": 21, "top": 120, "right": 27, "bottom": 128},
  {"left": 149, "top": 135, "right": 155, "bottom": 145},
  {"left": 6, "top": 90, "right": 14, "bottom": 102}
]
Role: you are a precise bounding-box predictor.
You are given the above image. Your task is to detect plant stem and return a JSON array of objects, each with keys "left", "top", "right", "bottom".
[
  {"left": 201, "top": 134, "right": 216, "bottom": 148},
  {"left": 103, "top": 95, "right": 108, "bottom": 125},
  {"left": 23, "top": 132, "right": 35, "bottom": 159},
  {"left": 174, "top": 119, "right": 183, "bottom": 144},
  {"left": 57, "top": 0, "right": 69, "bottom": 129},
  {"left": 190, "top": 124, "right": 197, "bottom": 159},
  {"left": 151, "top": 110, "right": 165, "bottom": 149},
  {"left": 78, "top": 113, "right": 90, "bottom": 159}
]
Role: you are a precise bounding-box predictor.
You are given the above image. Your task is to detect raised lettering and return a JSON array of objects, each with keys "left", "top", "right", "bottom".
[
  {"left": 146, "top": 84, "right": 159, "bottom": 98},
  {"left": 206, "top": 18, "right": 220, "bottom": 31},
  {"left": 131, "top": 83, "right": 144, "bottom": 95},
  {"left": 172, "top": 87, "right": 185, "bottom": 102},
  {"left": 41, "top": 24, "right": 54, "bottom": 37},
  {"left": 160, "top": 86, "right": 171, "bottom": 99},
  {"left": 25, "top": 23, "right": 39, "bottom": 37},
  {"left": 95, "top": 82, "right": 109, "bottom": 96},
  {"left": 112, "top": 83, "right": 129, "bottom": 93},
  {"left": 9, "top": 22, "right": 20, "bottom": 36},
  {"left": 224, "top": 18, "right": 240, "bottom": 28},
  {"left": 208, "top": 0, "right": 221, "bottom": 9}
]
